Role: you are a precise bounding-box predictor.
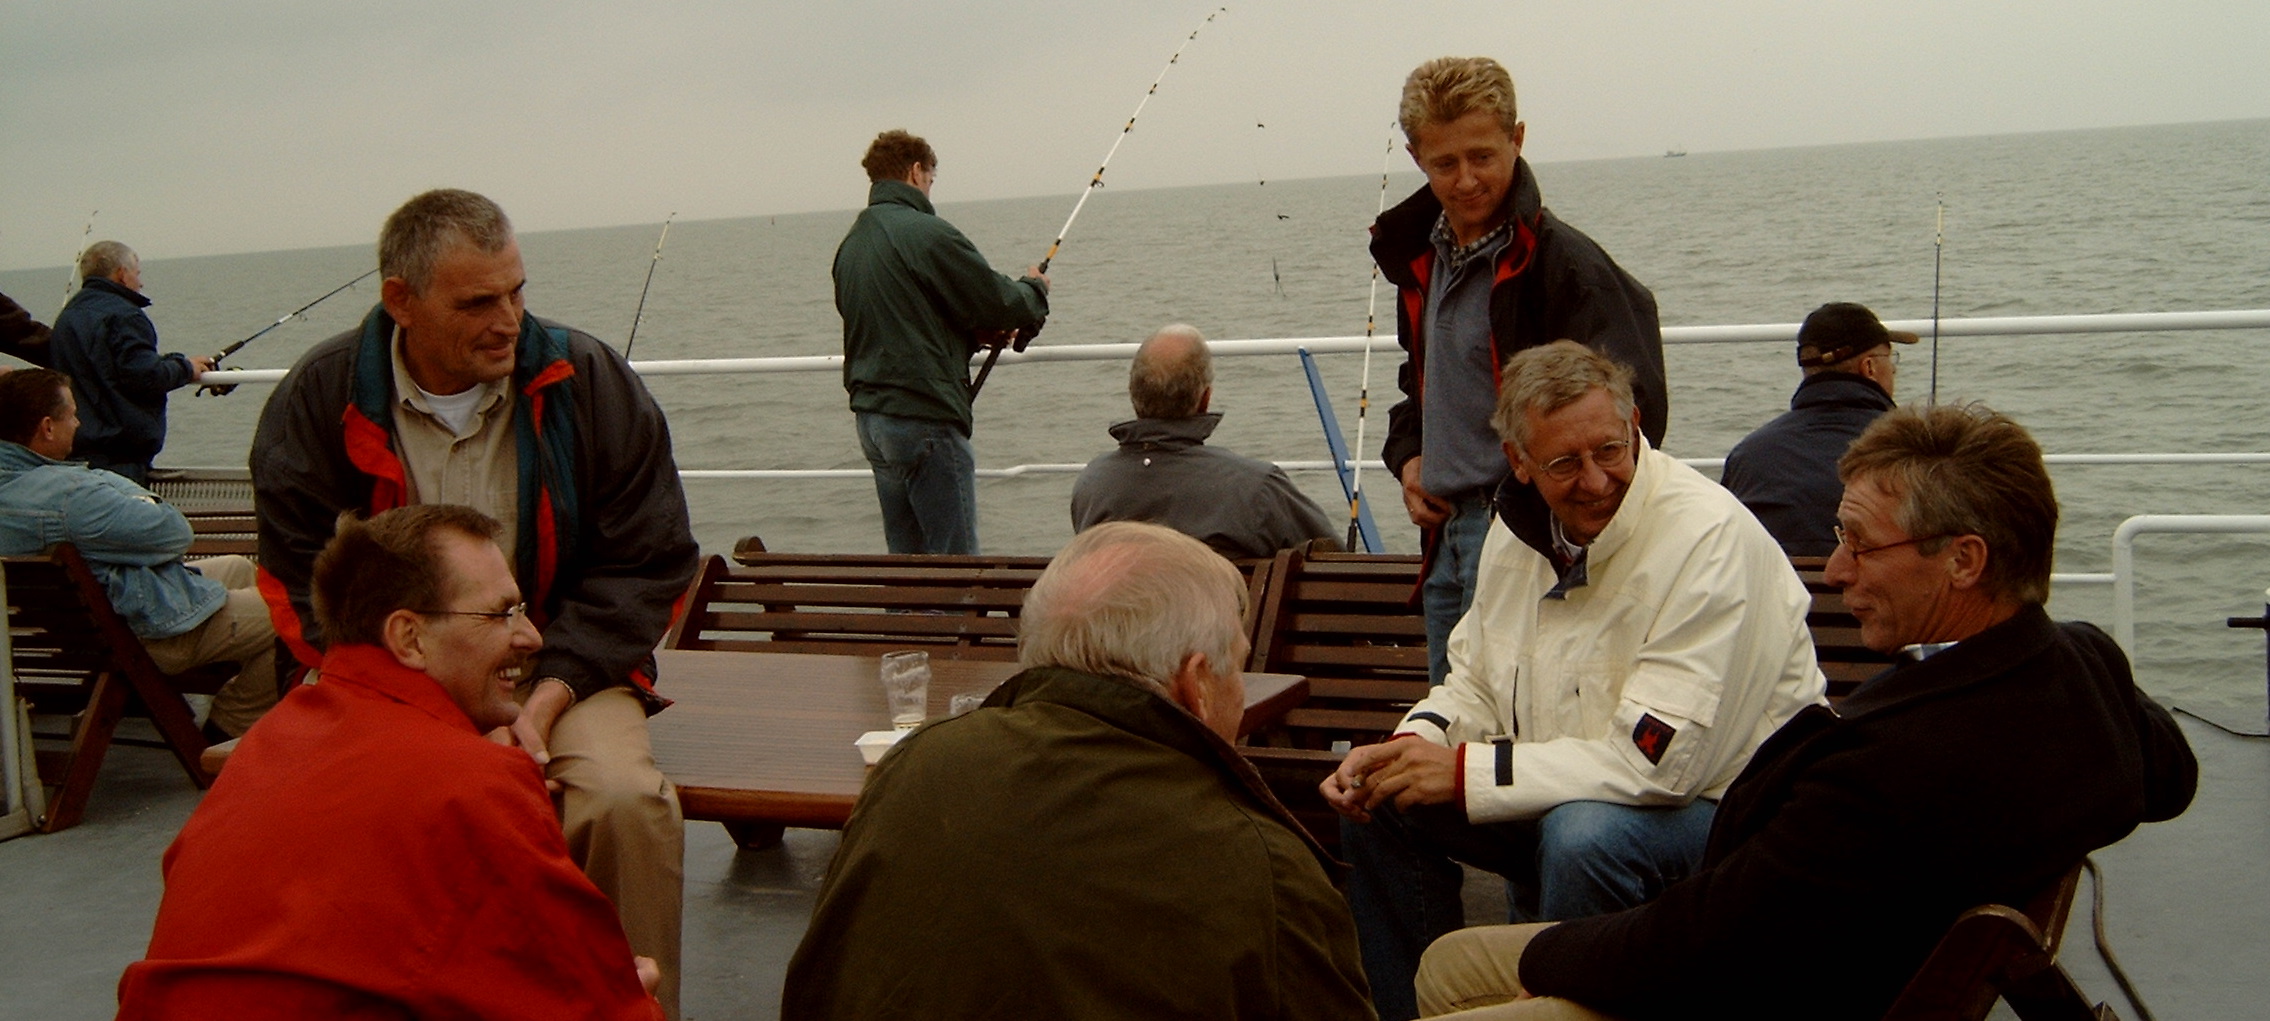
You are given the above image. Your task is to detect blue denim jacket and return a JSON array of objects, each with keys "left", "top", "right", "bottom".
[{"left": 0, "top": 441, "right": 224, "bottom": 639}]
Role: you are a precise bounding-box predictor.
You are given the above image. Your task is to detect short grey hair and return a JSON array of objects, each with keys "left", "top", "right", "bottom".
[
  {"left": 379, "top": 189, "right": 515, "bottom": 293},
  {"left": 1128, "top": 324, "right": 1212, "bottom": 419},
  {"left": 1019, "top": 521, "right": 1247, "bottom": 692},
  {"left": 1491, "top": 340, "right": 1636, "bottom": 453},
  {"left": 77, "top": 241, "right": 138, "bottom": 282}
]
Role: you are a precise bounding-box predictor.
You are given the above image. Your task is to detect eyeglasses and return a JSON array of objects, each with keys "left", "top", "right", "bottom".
[
  {"left": 1832, "top": 526, "right": 1944, "bottom": 560},
  {"left": 416, "top": 602, "right": 529, "bottom": 625},
  {"left": 1532, "top": 429, "right": 1635, "bottom": 483},
  {"left": 1868, "top": 349, "right": 1902, "bottom": 367}
]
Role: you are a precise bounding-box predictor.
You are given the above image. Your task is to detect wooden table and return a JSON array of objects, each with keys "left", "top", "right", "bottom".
[{"left": 648, "top": 649, "right": 1308, "bottom": 847}]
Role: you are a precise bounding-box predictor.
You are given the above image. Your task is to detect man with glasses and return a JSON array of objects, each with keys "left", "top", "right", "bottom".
[
  {"left": 1406, "top": 403, "right": 2194, "bottom": 1021},
  {"left": 1324, "top": 342, "right": 1824, "bottom": 1020},
  {"left": 1721, "top": 301, "right": 1917, "bottom": 556},
  {"left": 121, "top": 505, "right": 665, "bottom": 1020}
]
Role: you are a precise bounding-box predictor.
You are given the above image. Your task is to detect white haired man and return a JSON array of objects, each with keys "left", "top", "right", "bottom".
[
  {"left": 1327, "top": 341, "right": 1823, "bottom": 1019},
  {"left": 49, "top": 240, "right": 216, "bottom": 484},
  {"left": 1072, "top": 324, "right": 1339, "bottom": 558},
  {"left": 783, "top": 521, "right": 1373, "bottom": 1020}
]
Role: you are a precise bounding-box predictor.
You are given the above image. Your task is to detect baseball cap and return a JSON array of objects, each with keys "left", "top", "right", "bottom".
[{"left": 1796, "top": 302, "right": 1919, "bottom": 367}]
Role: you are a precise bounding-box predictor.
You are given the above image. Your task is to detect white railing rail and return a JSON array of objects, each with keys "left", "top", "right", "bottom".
[
  {"left": 2111, "top": 515, "right": 2270, "bottom": 655},
  {"left": 189, "top": 308, "right": 2270, "bottom": 387}
]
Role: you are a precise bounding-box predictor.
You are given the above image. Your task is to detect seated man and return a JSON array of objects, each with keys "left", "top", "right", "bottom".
[
  {"left": 1072, "top": 324, "right": 1338, "bottom": 558},
  {"left": 1325, "top": 341, "right": 1825, "bottom": 1020},
  {"left": 1721, "top": 301, "right": 1916, "bottom": 556},
  {"left": 782, "top": 521, "right": 1373, "bottom": 1020},
  {"left": 0, "top": 368, "right": 275, "bottom": 738},
  {"left": 117, "top": 505, "right": 664, "bottom": 1020},
  {"left": 1414, "top": 403, "right": 2198, "bottom": 1020}
]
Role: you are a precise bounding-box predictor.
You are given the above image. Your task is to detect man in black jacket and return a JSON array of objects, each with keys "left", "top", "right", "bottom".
[
  {"left": 49, "top": 242, "right": 215, "bottom": 484},
  {"left": 1721, "top": 302, "right": 1916, "bottom": 556},
  {"left": 1410, "top": 403, "right": 2197, "bottom": 1020},
  {"left": 1371, "top": 56, "right": 1663, "bottom": 686}
]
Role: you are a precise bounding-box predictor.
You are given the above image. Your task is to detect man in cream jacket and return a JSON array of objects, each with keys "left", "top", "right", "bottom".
[{"left": 1324, "top": 340, "right": 1825, "bottom": 1020}]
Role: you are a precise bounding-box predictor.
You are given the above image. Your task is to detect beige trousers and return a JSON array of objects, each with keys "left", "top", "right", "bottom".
[
  {"left": 141, "top": 556, "right": 277, "bottom": 738},
  {"left": 1416, "top": 923, "right": 1624, "bottom": 1020},
  {"left": 546, "top": 686, "right": 686, "bottom": 1020}
]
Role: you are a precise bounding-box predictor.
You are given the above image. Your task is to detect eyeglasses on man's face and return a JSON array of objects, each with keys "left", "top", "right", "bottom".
[
  {"left": 1533, "top": 428, "right": 1634, "bottom": 483},
  {"left": 1867, "top": 349, "right": 1901, "bottom": 367},
  {"left": 416, "top": 602, "right": 529, "bottom": 626},
  {"left": 1831, "top": 525, "right": 1943, "bottom": 560}
]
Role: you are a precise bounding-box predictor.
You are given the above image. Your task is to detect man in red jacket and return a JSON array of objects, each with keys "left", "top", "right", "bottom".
[{"left": 118, "top": 505, "right": 663, "bottom": 1021}]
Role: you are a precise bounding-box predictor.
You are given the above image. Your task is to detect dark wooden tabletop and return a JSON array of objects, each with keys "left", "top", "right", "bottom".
[{"left": 649, "top": 649, "right": 1308, "bottom": 829}]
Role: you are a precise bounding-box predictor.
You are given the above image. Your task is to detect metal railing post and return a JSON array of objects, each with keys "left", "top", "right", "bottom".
[{"left": 2110, "top": 515, "right": 2270, "bottom": 655}]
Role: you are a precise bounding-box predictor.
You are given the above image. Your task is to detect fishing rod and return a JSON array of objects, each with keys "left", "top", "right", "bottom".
[
  {"left": 196, "top": 267, "right": 378, "bottom": 395},
  {"left": 967, "top": 5, "right": 1227, "bottom": 399},
  {"left": 1929, "top": 195, "right": 1943, "bottom": 406},
  {"left": 624, "top": 214, "right": 674, "bottom": 359},
  {"left": 63, "top": 210, "right": 96, "bottom": 307},
  {"left": 1342, "top": 126, "right": 1400, "bottom": 552}
]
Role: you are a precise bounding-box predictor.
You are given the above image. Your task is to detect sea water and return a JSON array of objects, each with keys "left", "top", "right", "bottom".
[{"left": 4, "top": 118, "right": 2266, "bottom": 721}]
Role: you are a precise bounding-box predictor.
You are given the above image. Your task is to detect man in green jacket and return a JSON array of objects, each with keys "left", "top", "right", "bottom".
[
  {"left": 834, "top": 129, "right": 1050, "bottom": 554},
  {"left": 782, "top": 521, "right": 1374, "bottom": 1020}
]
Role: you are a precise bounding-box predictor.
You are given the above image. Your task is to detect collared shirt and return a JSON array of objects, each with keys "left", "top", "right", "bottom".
[
  {"left": 1430, "top": 211, "right": 1512, "bottom": 278},
  {"left": 388, "top": 330, "right": 519, "bottom": 555},
  {"left": 1418, "top": 212, "right": 1516, "bottom": 499}
]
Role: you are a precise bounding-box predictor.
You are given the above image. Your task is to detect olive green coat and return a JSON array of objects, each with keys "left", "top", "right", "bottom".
[{"left": 783, "top": 666, "right": 1374, "bottom": 1020}]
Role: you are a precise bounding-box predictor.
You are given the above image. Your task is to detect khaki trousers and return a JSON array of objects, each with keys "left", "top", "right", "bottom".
[
  {"left": 141, "top": 556, "right": 277, "bottom": 738},
  {"left": 1416, "top": 923, "right": 1624, "bottom": 1020},
  {"left": 546, "top": 686, "right": 686, "bottom": 1020}
]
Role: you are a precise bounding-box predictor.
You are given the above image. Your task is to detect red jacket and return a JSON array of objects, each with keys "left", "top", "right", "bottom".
[{"left": 117, "top": 645, "right": 663, "bottom": 1021}]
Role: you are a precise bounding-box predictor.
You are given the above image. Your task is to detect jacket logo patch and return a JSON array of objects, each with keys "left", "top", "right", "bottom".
[{"left": 1631, "top": 713, "right": 1676, "bottom": 765}]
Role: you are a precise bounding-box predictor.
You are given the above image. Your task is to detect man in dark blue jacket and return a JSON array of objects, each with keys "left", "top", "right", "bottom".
[
  {"left": 1721, "top": 302, "right": 1916, "bottom": 556},
  {"left": 50, "top": 242, "right": 214, "bottom": 485}
]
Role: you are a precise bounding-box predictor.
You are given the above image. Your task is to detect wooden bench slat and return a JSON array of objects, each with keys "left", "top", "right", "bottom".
[{"left": 699, "top": 610, "right": 1021, "bottom": 639}]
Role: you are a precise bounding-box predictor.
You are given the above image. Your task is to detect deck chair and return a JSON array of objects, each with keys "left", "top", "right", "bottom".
[
  {"left": 1881, "top": 863, "right": 2114, "bottom": 1021},
  {"left": 2, "top": 544, "right": 231, "bottom": 833}
]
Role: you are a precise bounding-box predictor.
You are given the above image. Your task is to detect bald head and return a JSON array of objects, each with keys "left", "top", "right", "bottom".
[
  {"left": 1019, "top": 521, "right": 1247, "bottom": 695},
  {"left": 1128, "top": 324, "right": 1213, "bottom": 419}
]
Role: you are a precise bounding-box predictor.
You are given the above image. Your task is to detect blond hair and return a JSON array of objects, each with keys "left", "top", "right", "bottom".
[{"left": 1400, "top": 56, "right": 1519, "bottom": 139}]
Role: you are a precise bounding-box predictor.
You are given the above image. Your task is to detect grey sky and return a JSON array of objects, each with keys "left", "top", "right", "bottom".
[{"left": 4, "top": 0, "right": 2263, "bottom": 271}]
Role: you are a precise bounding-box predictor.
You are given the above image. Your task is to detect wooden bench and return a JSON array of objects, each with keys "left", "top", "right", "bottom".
[
  {"left": 2, "top": 544, "right": 229, "bottom": 832},
  {"left": 182, "top": 510, "right": 260, "bottom": 559},
  {"left": 668, "top": 545, "right": 1055, "bottom": 660},
  {"left": 1882, "top": 862, "right": 2108, "bottom": 1020}
]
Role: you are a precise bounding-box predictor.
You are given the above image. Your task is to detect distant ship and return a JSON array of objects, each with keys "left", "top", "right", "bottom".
[{"left": 1664, "top": 148, "right": 1688, "bottom": 158}]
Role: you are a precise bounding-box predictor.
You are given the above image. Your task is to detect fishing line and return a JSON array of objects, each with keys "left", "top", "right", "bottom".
[
  {"left": 625, "top": 214, "right": 675, "bottom": 359},
  {"left": 1929, "top": 195, "right": 1943, "bottom": 406},
  {"left": 968, "top": 5, "right": 1228, "bottom": 399},
  {"left": 1344, "top": 124, "right": 1399, "bottom": 552},
  {"left": 197, "top": 267, "right": 379, "bottom": 395}
]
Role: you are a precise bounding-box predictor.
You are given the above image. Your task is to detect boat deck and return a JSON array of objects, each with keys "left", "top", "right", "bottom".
[{"left": 3, "top": 715, "right": 2261, "bottom": 1020}]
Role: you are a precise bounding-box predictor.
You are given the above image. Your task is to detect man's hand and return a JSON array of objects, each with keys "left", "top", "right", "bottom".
[
  {"left": 506, "top": 677, "right": 575, "bottom": 792},
  {"left": 973, "top": 328, "right": 1016, "bottom": 350},
  {"left": 1023, "top": 266, "right": 1051, "bottom": 293},
  {"left": 186, "top": 354, "right": 218, "bottom": 376},
  {"left": 1321, "top": 737, "right": 1459, "bottom": 822},
  {"left": 634, "top": 956, "right": 661, "bottom": 997},
  {"left": 1400, "top": 457, "right": 1453, "bottom": 529}
]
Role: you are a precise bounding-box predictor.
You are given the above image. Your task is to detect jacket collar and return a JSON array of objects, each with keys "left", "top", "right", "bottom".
[
  {"left": 867, "top": 178, "right": 935, "bottom": 216},
  {"left": 1106, "top": 413, "right": 1222, "bottom": 450},
  {"left": 0, "top": 440, "right": 62, "bottom": 472},
  {"left": 1835, "top": 603, "right": 2056, "bottom": 719},
  {"left": 1790, "top": 371, "right": 1893, "bottom": 411},
  {"left": 75, "top": 276, "right": 152, "bottom": 308},
  {"left": 315, "top": 643, "right": 483, "bottom": 735},
  {"left": 1494, "top": 436, "right": 1667, "bottom": 573},
  {"left": 1372, "top": 156, "right": 1544, "bottom": 288}
]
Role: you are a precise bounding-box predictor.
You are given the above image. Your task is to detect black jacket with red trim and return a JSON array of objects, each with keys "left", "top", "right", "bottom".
[
  {"left": 250, "top": 305, "right": 698, "bottom": 710},
  {"left": 1369, "top": 158, "right": 1665, "bottom": 490}
]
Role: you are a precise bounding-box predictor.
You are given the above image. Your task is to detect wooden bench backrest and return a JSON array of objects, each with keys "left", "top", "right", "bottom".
[
  {"left": 1244, "top": 549, "right": 1430, "bottom": 750},
  {"left": 182, "top": 510, "right": 260, "bottom": 559},
  {"left": 1788, "top": 555, "right": 1899, "bottom": 701},
  {"left": 669, "top": 552, "right": 1049, "bottom": 660}
]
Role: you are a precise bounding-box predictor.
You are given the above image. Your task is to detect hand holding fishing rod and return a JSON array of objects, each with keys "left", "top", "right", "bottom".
[
  {"left": 197, "top": 267, "right": 378, "bottom": 395},
  {"left": 967, "top": 6, "right": 1227, "bottom": 399}
]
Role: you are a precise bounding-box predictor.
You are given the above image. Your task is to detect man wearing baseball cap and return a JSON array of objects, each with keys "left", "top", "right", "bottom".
[{"left": 1721, "top": 302, "right": 1917, "bottom": 556}]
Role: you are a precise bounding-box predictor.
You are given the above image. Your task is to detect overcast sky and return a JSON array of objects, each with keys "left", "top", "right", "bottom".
[{"left": 4, "top": 0, "right": 2263, "bottom": 271}]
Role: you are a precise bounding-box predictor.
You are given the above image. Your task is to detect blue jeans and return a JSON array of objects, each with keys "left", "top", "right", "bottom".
[
  {"left": 855, "top": 411, "right": 980, "bottom": 555},
  {"left": 1422, "top": 492, "right": 1495, "bottom": 685},
  {"left": 1342, "top": 798, "right": 1716, "bottom": 1021}
]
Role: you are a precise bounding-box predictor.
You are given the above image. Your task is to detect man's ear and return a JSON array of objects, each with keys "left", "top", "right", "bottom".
[
  {"left": 1165, "top": 651, "right": 1211, "bottom": 719},
  {"left": 1505, "top": 442, "right": 1531, "bottom": 484},
  {"left": 379, "top": 276, "right": 416, "bottom": 330},
  {"left": 1944, "top": 535, "right": 1991, "bottom": 590},
  {"left": 381, "top": 609, "right": 430, "bottom": 670}
]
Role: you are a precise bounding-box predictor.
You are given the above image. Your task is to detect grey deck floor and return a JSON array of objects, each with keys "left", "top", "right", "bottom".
[{"left": 4, "top": 715, "right": 2261, "bottom": 1020}]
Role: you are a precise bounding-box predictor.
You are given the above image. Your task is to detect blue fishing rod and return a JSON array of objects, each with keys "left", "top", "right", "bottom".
[{"left": 967, "top": 6, "right": 1228, "bottom": 400}]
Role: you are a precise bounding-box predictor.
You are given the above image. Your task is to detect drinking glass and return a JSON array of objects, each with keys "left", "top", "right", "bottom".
[{"left": 879, "top": 651, "right": 931, "bottom": 730}]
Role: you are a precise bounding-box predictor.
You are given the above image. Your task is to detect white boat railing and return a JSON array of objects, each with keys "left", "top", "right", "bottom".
[{"left": 189, "top": 308, "right": 2270, "bottom": 387}]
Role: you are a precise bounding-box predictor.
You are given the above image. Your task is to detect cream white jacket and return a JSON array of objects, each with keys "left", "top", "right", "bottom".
[{"left": 1397, "top": 443, "right": 1826, "bottom": 823}]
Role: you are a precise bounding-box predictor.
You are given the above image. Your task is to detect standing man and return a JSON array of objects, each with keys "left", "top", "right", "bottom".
[
  {"left": 49, "top": 241, "right": 216, "bottom": 484},
  {"left": 1721, "top": 301, "right": 1916, "bottom": 556},
  {"left": 1372, "top": 57, "right": 1664, "bottom": 686},
  {"left": 1326, "top": 342, "right": 1822, "bottom": 1021},
  {"left": 0, "top": 369, "right": 276, "bottom": 741},
  {"left": 835, "top": 129, "right": 1051, "bottom": 554},
  {"left": 1071, "top": 324, "right": 1339, "bottom": 559},
  {"left": 1411, "top": 404, "right": 2196, "bottom": 1020},
  {"left": 250, "top": 189, "right": 699, "bottom": 1017}
]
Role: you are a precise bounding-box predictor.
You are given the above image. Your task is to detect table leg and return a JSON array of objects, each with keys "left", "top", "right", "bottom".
[{"left": 722, "top": 820, "right": 785, "bottom": 851}]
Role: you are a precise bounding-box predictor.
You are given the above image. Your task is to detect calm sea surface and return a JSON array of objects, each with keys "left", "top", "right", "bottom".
[{"left": 5, "top": 119, "right": 2266, "bottom": 719}]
